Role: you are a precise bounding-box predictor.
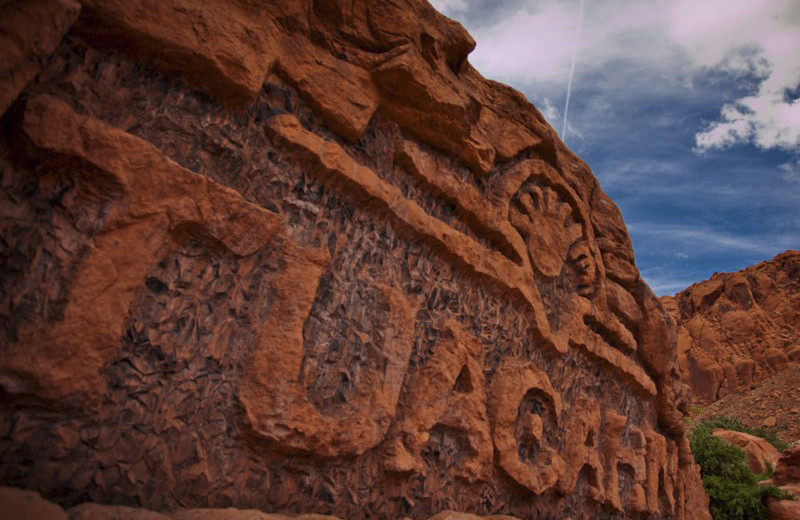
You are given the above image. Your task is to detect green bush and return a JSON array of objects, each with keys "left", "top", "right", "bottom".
[{"left": 690, "top": 421, "right": 793, "bottom": 520}]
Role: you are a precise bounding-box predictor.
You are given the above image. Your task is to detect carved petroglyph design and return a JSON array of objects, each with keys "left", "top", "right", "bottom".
[
  {"left": 264, "top": 114, "right": 547, "bottom": 333},
  {"left": 568, "top": 241, "right": 598, "bottom": 297},
  {"left": 500, "top": 162, "right": 602, "bottom": 302},
  {"left": 240, "top": 239, "right": 419, "bottom": 458},
  {"left": 558, "top": 398, "right": 605, "bottom": 501},
  {"left": 265, "top": 113, "right": 657, "bottom": 397},
  {"left": 488, "top": 360, "right": 675, "bottom": 506},
  {"left": 510, "top": 183, "right": 583, "bottom": 279},
  {"left": 395, "top": 139, "right": 528, "bottom": 266},
  {"left": 385, "top": 322, "right": 492, "bottom": 483},
  {"left": 0, "top": 95, "right": 283, "bottom": 400},
  {"left": 489, "top": 357, "right": 565, "bottom": 494},
  {"left": 644, "top": 427, "right": 679, "bottom": 515},
  {"left": 601, "top": 410, "right": 649, "bottom": 512},
  {"left": 0, "top": 1, "right": 709, "bottom": 516}
]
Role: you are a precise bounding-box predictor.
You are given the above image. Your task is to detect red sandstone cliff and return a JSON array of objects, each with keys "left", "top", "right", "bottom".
[
  {"left": 0, "top": 1, "right": 709, "bottom": 518},
  {"left": 662, "top": 250, "right": 800, "bottom": 404}
]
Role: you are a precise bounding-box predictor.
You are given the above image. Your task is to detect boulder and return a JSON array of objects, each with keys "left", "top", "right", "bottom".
[
  {"left": 0, "top": 0, "right": 80, "bottom": 114},
  {"left": 0, "top": 486, "right": 67, "bottom": 520},
  {"left": 712, "top": 429, "right": 781, "bottom": 475},
  {"left": 765, "top": 498, "right": 800, "bottom": 520},
  {"left": 70, "top": 503, "right": 171, "bottom": 520},
  {"left": 772, "top": 445, "right": 800, "bottom": 493}
]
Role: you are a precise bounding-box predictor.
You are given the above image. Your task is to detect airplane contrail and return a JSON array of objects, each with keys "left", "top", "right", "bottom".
[{"left": 562, "top": 0, "right": 586, "bottom": 142}]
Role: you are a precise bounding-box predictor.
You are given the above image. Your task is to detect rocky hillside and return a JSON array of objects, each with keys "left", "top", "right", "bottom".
[
  {"left": 662, "top": 250, "right": 800, "bottom": 404},
  {"left": 1, "top": 0, "right": 709, "bottom": 518}
]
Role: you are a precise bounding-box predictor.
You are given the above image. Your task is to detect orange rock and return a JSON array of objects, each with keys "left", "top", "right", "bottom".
[
  {"left": 662, "top": 250, "right": 800, "bottom": 403},
  {"left": 772, "top": 446, "right": 800, "bottom": 490},
  {"left": 0, "top": 0, "right": 709, "bottom": 517},
  {"left": 0, "top": 490, "right": 530, "bottom": 520},
  {"left": 0, "top": 0, "right": 80, "bottom": 114},
  {"left": 383, "top": 322, "right": 492, "bottom": 482},
  {"left": 0, "top": 95, "right": 283, "bottom": 400},
  {"left": 276, "top": 39, "right": 379, "bottom": 142},
  {"left": 76, "top": 0, "right": 282, "bottom": 105},
  {"left": 765, "top": 498, "right": 800, "bottom": 520},
  {"left": 488, "top": 357, "right": 565, "bottom": 495},
  {"left": 425, "top": 513, "right": 521, "bottom": 520},
  {"left": 239, "top": 238, "right": 419, "bottom": 458},
  {"left": 171, "top": 510, "right": 342, "bottom": 520},
  {"left": 0, "top": 486, "right": 67, "bottom": 520},
  {"left": 712, "top": 429, "right": 781, "bottom": 474},
  {"left": 765, "top": 347, "right": 791, "bottom": 372},
  {"left": 70, "top": 503, "right": 170, "bottom": 519}
]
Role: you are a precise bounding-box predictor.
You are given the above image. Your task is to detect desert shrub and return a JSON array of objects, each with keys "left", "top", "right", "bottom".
[
  {"left": 690, "top": 422, "right": 793, "bottom": 520},
  {"left": 702, "top": 474, "right": 788, "bottom": 520}
]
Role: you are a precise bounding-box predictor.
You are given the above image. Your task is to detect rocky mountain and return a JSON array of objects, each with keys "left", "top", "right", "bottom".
[
  {"left": 0, "top": 0, "right": 709, "bottom": 518},
  {"left": 662, "top": 250, "right": 800, "bottom": 404}
]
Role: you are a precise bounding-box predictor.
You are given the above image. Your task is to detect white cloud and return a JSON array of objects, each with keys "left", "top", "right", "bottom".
[
  {"left": 429, "top": 0, "right": 468, "bottom": 16},
  {"left": 695, "top": 94, "right": 800, "bottom": 151},
  {"left": 468, "top": 2, "right": 579, "bottom": 82},
  {"left": 465, "top": 0, "right": 676, "bottom": 85},
  {"left": 455, "top": 0, "right": 800, "bottom": 153},
  {"left": 676, "top": 0, "right": 800, "bottom": 151}
]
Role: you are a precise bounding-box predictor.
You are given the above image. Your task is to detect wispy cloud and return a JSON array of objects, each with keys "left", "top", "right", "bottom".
[
  {"left": 430, "top": 0, "right": 468, "bottom": 15},
  {"left": 780, "top": 158, "right": 800, "bottom": 183},
  {"left": 640, "top": 273, "right": 699, "bottom": 295},
  {"left": 628, "top": 222, "right": 799, "bottom": 255},
  {"left": 539, "top": 97, "right": 560, "bottom": 123}
]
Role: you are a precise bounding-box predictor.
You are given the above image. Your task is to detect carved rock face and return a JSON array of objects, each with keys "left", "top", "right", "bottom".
[
  {"left": 0, "top": 1, "right": 709, "bottom": 519},
  {"left": 568, "top": 240, "right": 598, "bottom": 297}
]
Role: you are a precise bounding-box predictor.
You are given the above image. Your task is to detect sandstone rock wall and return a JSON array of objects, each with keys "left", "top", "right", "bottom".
[
  {"left": 662, "top": 250, "right": 800, "bottom": 403},
  {"left": 0, "top": 1, "right": 708, "bottom": 518}
]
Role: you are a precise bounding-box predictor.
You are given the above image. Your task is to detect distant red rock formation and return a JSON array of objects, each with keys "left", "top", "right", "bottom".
[{"left": 661, "top": 250, "right": 800, "bottom": 403}]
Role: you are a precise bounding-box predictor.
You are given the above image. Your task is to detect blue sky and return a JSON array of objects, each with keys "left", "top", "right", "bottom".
[{"left": 431, "top": 0, "right": 800, "bottom": 295}]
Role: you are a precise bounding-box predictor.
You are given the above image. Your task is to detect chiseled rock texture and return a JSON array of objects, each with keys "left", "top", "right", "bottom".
[
  {"left": 662, "top": 250, "right": 800, "bottom": 403},
  {"left": 0, "top": 486, "right": 522, "bottom": 520},
  {"left": 0, "top": 1, "right": 709, "bottom": 519},
  {"left": 0, "top": 0, "right": 81, "bottom": 114}
]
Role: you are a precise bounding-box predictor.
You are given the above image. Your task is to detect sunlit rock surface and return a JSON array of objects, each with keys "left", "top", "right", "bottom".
[
  {"left": 0, "top": 1, "right": 709, "bottom": 518},
  {"left": 662, "top": 250, "right": 800, "bottom": 403}
]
